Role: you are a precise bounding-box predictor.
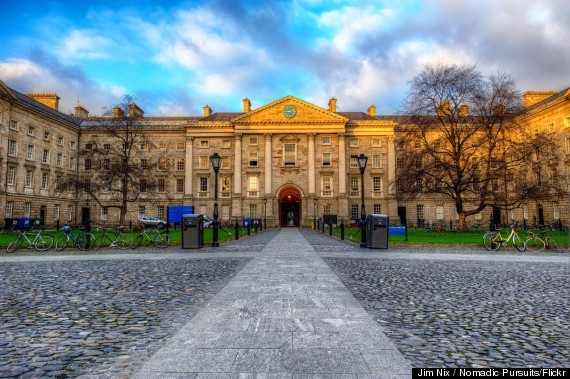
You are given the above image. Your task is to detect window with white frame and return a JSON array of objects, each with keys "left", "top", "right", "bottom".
[
  {"left": 54, "top": 205, "right": 60, "bottom": 220},
  {"left": 101, "top": 207, "right": 109, "bottom": 221},
  {"left": 7, "top": 167, "right": 15, "bottom": 185},
  {"left": 41, "top": 149, "right": 49, "bottom": 164},
  {"left": 27, "top": 144, "right": 35, "bottom": 160},
  {"left": 157, "top": 178, "right": 166, "bottom": 192},
  {"left": 69, "top": 156, "right": 76, "bottom": 170},
  {"left": 68, "top": 205, "right": 73, "bottom": 221},
  {"left": 176, "top": 178, "right": 184, "bottom": 193},
  {"left": 103, "top": 158, "right": 110, "bottom": 170},
  {"left": 200, "top": 140, "right": 209, "bottom": 148},
  {"left": 199, "top": 156, "right": 209, "bottom": 169},
  {"left": 55, "top": 176, "right": 62, "bottom": 191},
  {"left": 322, "top": 136, "right": 331, "bottom": 145},
  {"left": 349, "top": 139, "right": 358, "bottom": 147},
  {"left": 176, "top": 159, "right": 185, "bottom": 171},
  {"left": 323, "top": 204, "right": 331, "bottom": 215},
  {"left": 248, "top": 175, "right": 258, "bottom": 197},
  {"left": 350, "top": 177, "right": 359, "bottom": 195},
  {"left": 41, "top": 172, "right": 48, "bottom": 189},
  {"left": 249, "top": 204, "right": 257, "bottom": 218},
  {"left": 322, "top": 175, "right": 332, "bottom": 196},
  {"left": 8, "top": 140, "right": 17, "bottom": 156},
  {"left": 176, "top": 142, "right": 185, "bottom": 150},
  {"left": 350, "top": 204, "right": 359, "bottom": 219},
  {"left": 372, "top": 139, "right": 381, "bottom": 147},
  {"left": 372, "top": 155, "right": 382, "bottom": 168},
  {"left": 70, "top": 141, "right": 76, "bottom": 150},
  {"left": 139, "top": 143, "right": 148, "bottom": 150},
  {"left": 350, "top": 156, "right": 358, "bottom": 168},
  {"left": 417, "top": 204, "right": 424, "bottom": 220},
  {"left": 322, "top": 152, "right": 331, "bottom": 166},
  {"left": 373, "top": 204, "right": 382, "bottom": 214},
  {"left": 249, "top": 136, "right": 258, "bottom": 146},
  {"left": 25, "top": 170, "right": 33, "bottom": 187},
  {"left": 103, "top": 143, "right": 111, "bottom": 151},
  {"left": 221, "top": 177, "right": 231, "bottom": 196},
  {"left": 158, "top": 158, "right": 167, "bottom": 171},
  {"left": 57, "top": 136, "right": 64, "bottom": 146},
  {"left": 248, "top": 152, "right": 258, "bottom": 167},
  {"left": 140, "top": 159, "right": 148, "bottom": 170},
  {"left": 436, "top": 206, "right": 444, "bottom": 220},
  {"left": 157, "top": 205, "right": 165, "bottom": 220},
  {"left": 222, "top": 140, "right": 231, "bottom": 148},
  {"left": 6, "top": 202, "right": 14, "bottom": 218},
  {"left": 27, "top": 125, "right": 35, "bottom": 136},
  {"left": 373, "top": 176, "right": 382, "bottom": 192},
  {"left": 159, "top": 142, "right": 167, "bottom": 150},
  {"left": 553, "top": 202, "right": 560, "bottom": 219},
  {"left": 9, "top": 120, "right": 19, "bottom": 131},
  {"left": 222, "top": 156, "right": 230, "bottom": 169},
  {"left": 84, "top": 158, "right": 92, "bottom": 171},
  {"left": 138, "top": 206, "right": 145, "bottom": 219},
  {"left": 24, "top": 202, "right": 31, "bottom": 218},
  {"left": 44, "top": 131, "right": 51, "bottom": 141},
  {"left": 283, "top": 143, "right": 296, "bottom": 166},
  {"left": 199, "top": 177, "right": 208, "bottom": 193}
]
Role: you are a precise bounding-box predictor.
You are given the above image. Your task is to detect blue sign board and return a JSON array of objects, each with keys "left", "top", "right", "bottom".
[{"left": 167, "top": 206, "right": 194, "bottom": 224}]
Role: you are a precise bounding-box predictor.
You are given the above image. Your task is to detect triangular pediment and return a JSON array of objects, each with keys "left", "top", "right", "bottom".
[
  {"left": 232, "top": 96, "right": 349, "bottom": 125},
  {"left": 0, "top": 80, "right": 17, "bottom": 100}
]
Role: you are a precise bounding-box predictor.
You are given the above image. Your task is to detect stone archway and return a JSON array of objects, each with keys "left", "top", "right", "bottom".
[{"left": 278, "top": 185, "right": 302, "bottom": 227}]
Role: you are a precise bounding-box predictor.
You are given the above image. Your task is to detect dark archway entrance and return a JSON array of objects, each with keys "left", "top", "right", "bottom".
[{"left": 279, "top": 186, "right": 301, "bottom": 227}]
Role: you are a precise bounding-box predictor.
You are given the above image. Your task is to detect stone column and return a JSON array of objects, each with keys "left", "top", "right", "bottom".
[
  {"left": 264, "top": 134, "right": 272, "bottom": 196},
  {"left": 308, "top": 133, "right": 315, "bottom": 195},
  {"left": 338, "top": 133, "right": 346, "bottom": 195},
  {"left": 234, "top": 134, "right": 242, "bottom": 195},
  {"left": 184, "top": 137, "right": 193, "bottom": 196},
  {"left": 388, "top": 137, "right": 395, "bottom": 194}
]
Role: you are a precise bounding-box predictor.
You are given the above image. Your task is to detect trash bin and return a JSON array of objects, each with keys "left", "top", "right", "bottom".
[
  {"left": 182, "top": 214, "right": 203, "bottom": 249},
  {"left": 366, "top": 214, "right": 389, "bottom": 249}
]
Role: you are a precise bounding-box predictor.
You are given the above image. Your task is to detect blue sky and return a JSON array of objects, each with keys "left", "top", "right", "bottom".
[{"left": 1, "top": 0, "right": 569, "bottom": 116}]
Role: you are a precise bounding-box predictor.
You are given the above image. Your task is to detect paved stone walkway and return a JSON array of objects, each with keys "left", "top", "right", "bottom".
[{"left": 134, "top": 228, "right": 412, "bottom": 378}]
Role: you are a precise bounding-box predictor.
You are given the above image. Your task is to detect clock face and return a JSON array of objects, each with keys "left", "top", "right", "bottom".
[{"left": 283, "top": 105, "right": 297, "bottom": 118}]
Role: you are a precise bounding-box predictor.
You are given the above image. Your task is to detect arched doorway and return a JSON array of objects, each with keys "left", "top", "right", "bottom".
[{"left": 278, "top": 186, "right": 302, "bottom": 227}]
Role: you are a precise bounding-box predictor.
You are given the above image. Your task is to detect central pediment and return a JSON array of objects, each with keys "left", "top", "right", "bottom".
[{"left": 232, "top": 96, "right": 348, "bottom": 133}]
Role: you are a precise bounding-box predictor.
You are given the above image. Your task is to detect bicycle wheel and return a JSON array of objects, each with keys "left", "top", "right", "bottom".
[
  {"left": 154, "top": 233, "right": 171, "bottom": 248},
  {"left": 55, "top": 234, "right": 70, "bottom": 251},
  {"left": 491, "top": 235, "right": 502, "bottom": 251},
  {"left": 6, "top": 235, "right": 24, "bottom": 253},
  {"left": 546, "top": 238, "right": 562, "bottom": 252},
  {"left": 92, "top": 235, "right": 108, "bottom": 250},
  {"left": 78, "top": 233, "right": 95, "bottom": 251},
  {"left": 116, "top": 234, "right": 133, "bottom": 249},
  {"left": 131, "top": 234, "right": 144, "bottom": 249},
  {"left": 482, "top": 233, "right": 494, "bottom": 251},
  {"left": 525, "top": 237, "right": 545, "bottom": 252},
  {"left": 35, "top": 235, "right": 54, "bottom": 251},
  {"left": 513, "top": 234, "right": 526, "bottom": 252}
]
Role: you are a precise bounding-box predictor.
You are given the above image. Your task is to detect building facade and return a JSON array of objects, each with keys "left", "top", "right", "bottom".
[{"left": 1, "top": 79, "right": 569, "bottom": 229}]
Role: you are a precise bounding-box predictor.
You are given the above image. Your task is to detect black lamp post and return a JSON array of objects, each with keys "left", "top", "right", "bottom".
[
  {"left": 357, "top": 153, "right": 368, "bottom": 248},
  {"left": 210, "top": 153, "right": 222, "bottom": 247},
  {"left": 263, "top": 197, "right": 267, "bottom": 229}
]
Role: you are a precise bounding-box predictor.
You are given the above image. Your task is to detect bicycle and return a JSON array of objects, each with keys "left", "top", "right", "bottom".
[
  {"left": 540, "top": 232, "right": 564, "bottom": 252},
  {"left": 131, "top": 227, "right": 171, "bottom": 249},
  {"left": 524, "top": 230, "right": 546, "bottom": 252},
  {"left": 6, "top": 228, "right": 54, "bottom": 253},
  {"left": 482, "top": 225, "right": 525, "bottom": 251},
  {"left": 92, "top": 226, "right": 133, "bottom": 250},
  {"left": 55, "top": 225, "right": 96, "bottom": 251}
]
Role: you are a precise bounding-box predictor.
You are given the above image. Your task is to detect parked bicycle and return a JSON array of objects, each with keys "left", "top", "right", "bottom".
[
  {"left": 540, "top": 232, "right": 564, "bottom": 252},
  {"left": 523, "top": 230, "right": 546, "bottom": 252},
  {"left": 483, "top": 224, "right": 525, "bottom": 251},
  {"left": 6, "top": 228, "right": 54, "bottom": 253},
  {"left": 55, "top": 225, "right": 96, "bottom": 251},
  {"left": 131, "top": 227, "right": 171, "bottom": 249},
  {"left": 92, "top": 226, "right": 133, "bottom": 250}
]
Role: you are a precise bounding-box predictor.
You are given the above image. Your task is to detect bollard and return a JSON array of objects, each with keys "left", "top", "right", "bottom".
[
  {"left": 247, "top": 223, "right": 251, "bottom": 236},
  {"left": 56, "top": 219, "right": 60, "bottom": 232},
  {"left": 329, "top": 223, "right": 333, "bottom": 236},
  {"left": 235, "top": 221, "right": 239, "bottom": 240},
  {"left": 340, "top": 221, "right": 345, "bottom": 240},
  {"left": 322, "top": 221, "right": 325, "bottom": 233},
  {"left": 259, "top": 220, "right": 263, "bottom": 231},
  {"left": 254, "top": 222, "right": 258, "bottom": 234}
]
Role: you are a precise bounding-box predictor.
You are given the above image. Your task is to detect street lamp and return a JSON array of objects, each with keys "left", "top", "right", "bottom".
[
  {"left": 357, "top": 153, "right": 368, "bottom": 248},
  {"left": 210, "top": 153, "right": 222, "bottom": 247},
  {"left": 263, "top": 197, "right": 267, "bottom": 229}
]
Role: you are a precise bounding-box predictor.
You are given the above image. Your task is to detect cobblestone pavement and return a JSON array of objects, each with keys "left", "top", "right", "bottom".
[{"left": 300, "top": 229, "right": 570, "bottom": 369}]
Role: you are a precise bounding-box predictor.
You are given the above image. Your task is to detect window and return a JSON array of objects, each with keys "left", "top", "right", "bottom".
[
  {"left": 373, "top": 204, "right": 382, "bottom": 214},
  {"left": 548, "top": 123, "right": 555, "bottom": 133},
  {"left": 248, "top": 175, "right": 258, "bottom": 197},
  {"left": 9, "top": 120, "right": 19, "bottom": 131},
  {"left": 176, "top": 159, "right": 185, "bottom": 171},
  {"left": 70, "top": 141, "right": 76, "bottom": 150},
  {"left": 373, "top": 177, "right": 382, "bottom": 191},
  {"left": 199, "top": 156, "right": 209, "bottom": 169},
  {"left": 6, "top": 201, "right": 14, "bottom": 218},
  {"left": 27, "top": 145, "right": 35, "bottom": 160},
  {"left": 140, "top": 143, "right": 148, "bottom": 150},
  {"left": 103, "top": 143, "right": 111, "bottom": 151},
  {"left": 24, "top": 203, "right": 31, "bottom": 218},
  {"left": 200, "top": 140, "right": 209, "bottom": 148},
  {"left": 553, "top": 202, "right": 560, "bottom": 219},
  {"left": 44, "top": 131, "right": 51, "bottom": 141},
  {"left": 322, "top": 136, "right": 331, "bottom": 145},
  {"left": 200, "top": 177, "right": 208, "bottom": 192},
  {"left": 57, "top": 136, "right": 64, "bottom": 146},
  {"left": 41, "top": 172, "right": 48, "bottom": 189},
  {"left": 54, "top": 205, "right": 60, "bottom": 221},
  {"left": 284, "top": 144, "right": 296, "bottom": 166},
  {"left": 565, "top": 117, "right": 570, "bottom": 127},
  {"left": 350, "top": 177, "right": 359, "bottom": 194},
  {"left": 103, "top": 159, "right": 110, "bottom": 170},
  {"left": 176, "top": 142, "right": 185, "bottom": 150},
  {"left": 436, "top": 206, "right": 444, "bottom": 220},
  {"left": 101, "top": 207, "right": 109, "bottom": 221},
  {"left": 56, "top": 153, "right": 63, "bottom": 167},
  {"left": 157, "top": 205, "right": 165, "bottom": 220},
  {"left": 372, "top": 155, "right": 382, "bottom": 168},
  {"left": 249, "top": 152, "right": 258, "bottom": 167},
  {"left": 349, "top": 139, "right": 358, "bottom": 148},
  {"left": 176, "top": 178, "right": 184, "bottom": 193},
  {"left": 8, "top": 140, "right": 17, "bottom": 156},
  {"left": 323, "top": 204, "right": 331, "bottom": 215},
  {"left": 55, "top": 176, "right": 63, "bottom": 191},
  {"left": 221, "top": 177, "right": 231, "bottom": 196},
  {"left": 566, "top": 138, "right": 570, "bottom": 154},
  {"left": 159, "top": 142, "right": 167, "bottom": 151},
  {"left": 140, "top": 179, "right": 147, "bottom": 192},
  {"left": 27, "top": 125, "right": 35, "bottom": 136},
  {"left": 84, "top": 158, "right": 92, "bottom": 171},
  {"left": 415, "top": 178, "right": 423, "bottom": 192},
  {"left": 322, "top": 153, "right": 331, "bottom": 166},
  {"left": 222, "top": 140, "right": 231, "bottom": 148},
  {"left": 350, "top": 156, "right": 358, "bottom": 168},
  {"left": 222, "top": 205, "right": 230, "bottom": 221},
  {"left": 7, "top": 167, "right": 15, "bottom": 185},
  {"left": 158, "top": 158, "right": 167, "bottom": 171},
  {"left": 249, "top": 204, "right": 257, "bottom": 218},
  {"left": 138, "top": 206, "right": 145, "bottom": 219},
  {"left": 249, "top": 137, "right": 258, "bottom": 146},
  {"left": 25, "top": 170, "right": 33, "bottom": 187},
  {"left": 68, "top": 205, "right": 73, "bottom": 221},
  {"left": 85, "top": 143, "right": 93, "bottom": 150},
  {"left": 140, "top": 159, "right": 148, "bottom": 170},
  {"left": 372, "top": 139, "right": 381, "bottom": 147},
  {"left": 350, "top": 204, "right": 359, "bottom": 219},
  {"left": 222, "top": 156, "right": 230, "bottom": 169},
  {"left": 322, "top": 175, "right": 332, "bottom": 196},
  {"left": 158, "top": 178, "right": 166, "bottom": 192},
  {"left": 69, "top": 156, "right": 76, "bottom": 170},
  {"left": 417, "top": 204, "right": 424, "bottom": 221}
]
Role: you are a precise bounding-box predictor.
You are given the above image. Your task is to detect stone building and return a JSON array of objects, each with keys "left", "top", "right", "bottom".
[{"left": 1, "top": 79, "right": 569, "bottom": 229}]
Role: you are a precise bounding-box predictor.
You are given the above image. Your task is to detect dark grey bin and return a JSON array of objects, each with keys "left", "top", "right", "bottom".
[
  {"left": 366, "top": 214, "right": 389, "bottom": 249},
  {"left": 182, "top": 214, "right": 204, "bottom": 249}
]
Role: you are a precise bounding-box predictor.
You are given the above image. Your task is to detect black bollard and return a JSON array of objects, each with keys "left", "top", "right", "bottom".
[
  {"left": 235, "top": 221, "right": 239, "bottom": 240},
  {"left": 247, "top": 223, "right": 251, "bottom": 236},
  {"left": 329, "top": 223, "right": 332, "bottom": 236},
  {"left": 254, "top": 222, "right": 258, "bottom": 234},
  {"left": 340, "top": 221, "right": 345, "bottom": 240}
]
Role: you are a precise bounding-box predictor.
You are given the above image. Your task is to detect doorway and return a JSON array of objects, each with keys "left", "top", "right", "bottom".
[{"left": 278, "top": 187, "right": 301, "bottom": 227}]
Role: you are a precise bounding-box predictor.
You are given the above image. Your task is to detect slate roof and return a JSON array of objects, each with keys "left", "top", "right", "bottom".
[{"left": 8, "top": 87, "right": 82, "bottom": 126}]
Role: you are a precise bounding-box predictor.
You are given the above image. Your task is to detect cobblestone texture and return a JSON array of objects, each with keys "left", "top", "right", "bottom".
[{"left": 0, "top": 258, "right": 251, "bottom": 378}]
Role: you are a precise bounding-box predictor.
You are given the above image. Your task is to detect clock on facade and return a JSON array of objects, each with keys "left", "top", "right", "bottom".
[{"left": 283, "top": 105, "right": 297, "bottom": 118}]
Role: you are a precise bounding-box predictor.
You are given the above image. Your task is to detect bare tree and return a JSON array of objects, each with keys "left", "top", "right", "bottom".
[
  {"left": 78, "top": 96, "right": 171, "bottom": 225},
  {"left": 395, "top": 64, "right": 564, "bottom": 230}
]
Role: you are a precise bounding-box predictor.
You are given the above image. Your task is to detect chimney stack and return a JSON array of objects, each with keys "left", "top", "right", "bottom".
[
  {"left": 203, "top": 105, "right": 212, "bottom": 117},
  {"left": 74, "top": 103, "right": 89, "bottom": 118},
  {"left": 243, "top": 98, "right": 251, "bottom": 112},
  {"left": 458, "top": 104, "right": 469, "bottom": 116},
  {"left": 26, "top": 93, "right": 60, "bottom": 110},
  {"left": 328, "top": 97, "right": 337, "bottom": 112},
  {"left": 129, "top": 103, "right": 144, "bottom": 117},
  {"left": 113, "top": 106, "right": 125, "bottom": 118},
  {"left": 367, "top": 105, "right": 376, "bottom": 116}
]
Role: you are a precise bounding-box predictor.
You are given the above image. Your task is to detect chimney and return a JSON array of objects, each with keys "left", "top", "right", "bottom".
[
  {"left": 243, "top": 98, "right": 251, "bottom": 112},
  {"left": 26, "top": 93, "right": 60, "bottom": 110},
  {"left": 74, "top": 103, "right": 89, "bottom": 118},
  {"left": 129, "top": 102, "right": 144, "bottom": 117},
  {"left": 523, "top": 91, "right": 557, "bottom": 108},
  {"left": 458, "top": 104, "right": 469, "bottom": 116},
  {"left": 328, "top": 97, "right": 337, "bottom": 112},
  {"left": 436, "top": 101, "right": 451, "bottom": 116},
  {"left": 203, "top": 105, "right": 212, "bottom": 117},
  {"left": 113, "top": 106, "right": 125, "bottom": 118},
  {"left": 367, "top": 105, "right": 376, "bottom": 116}
]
